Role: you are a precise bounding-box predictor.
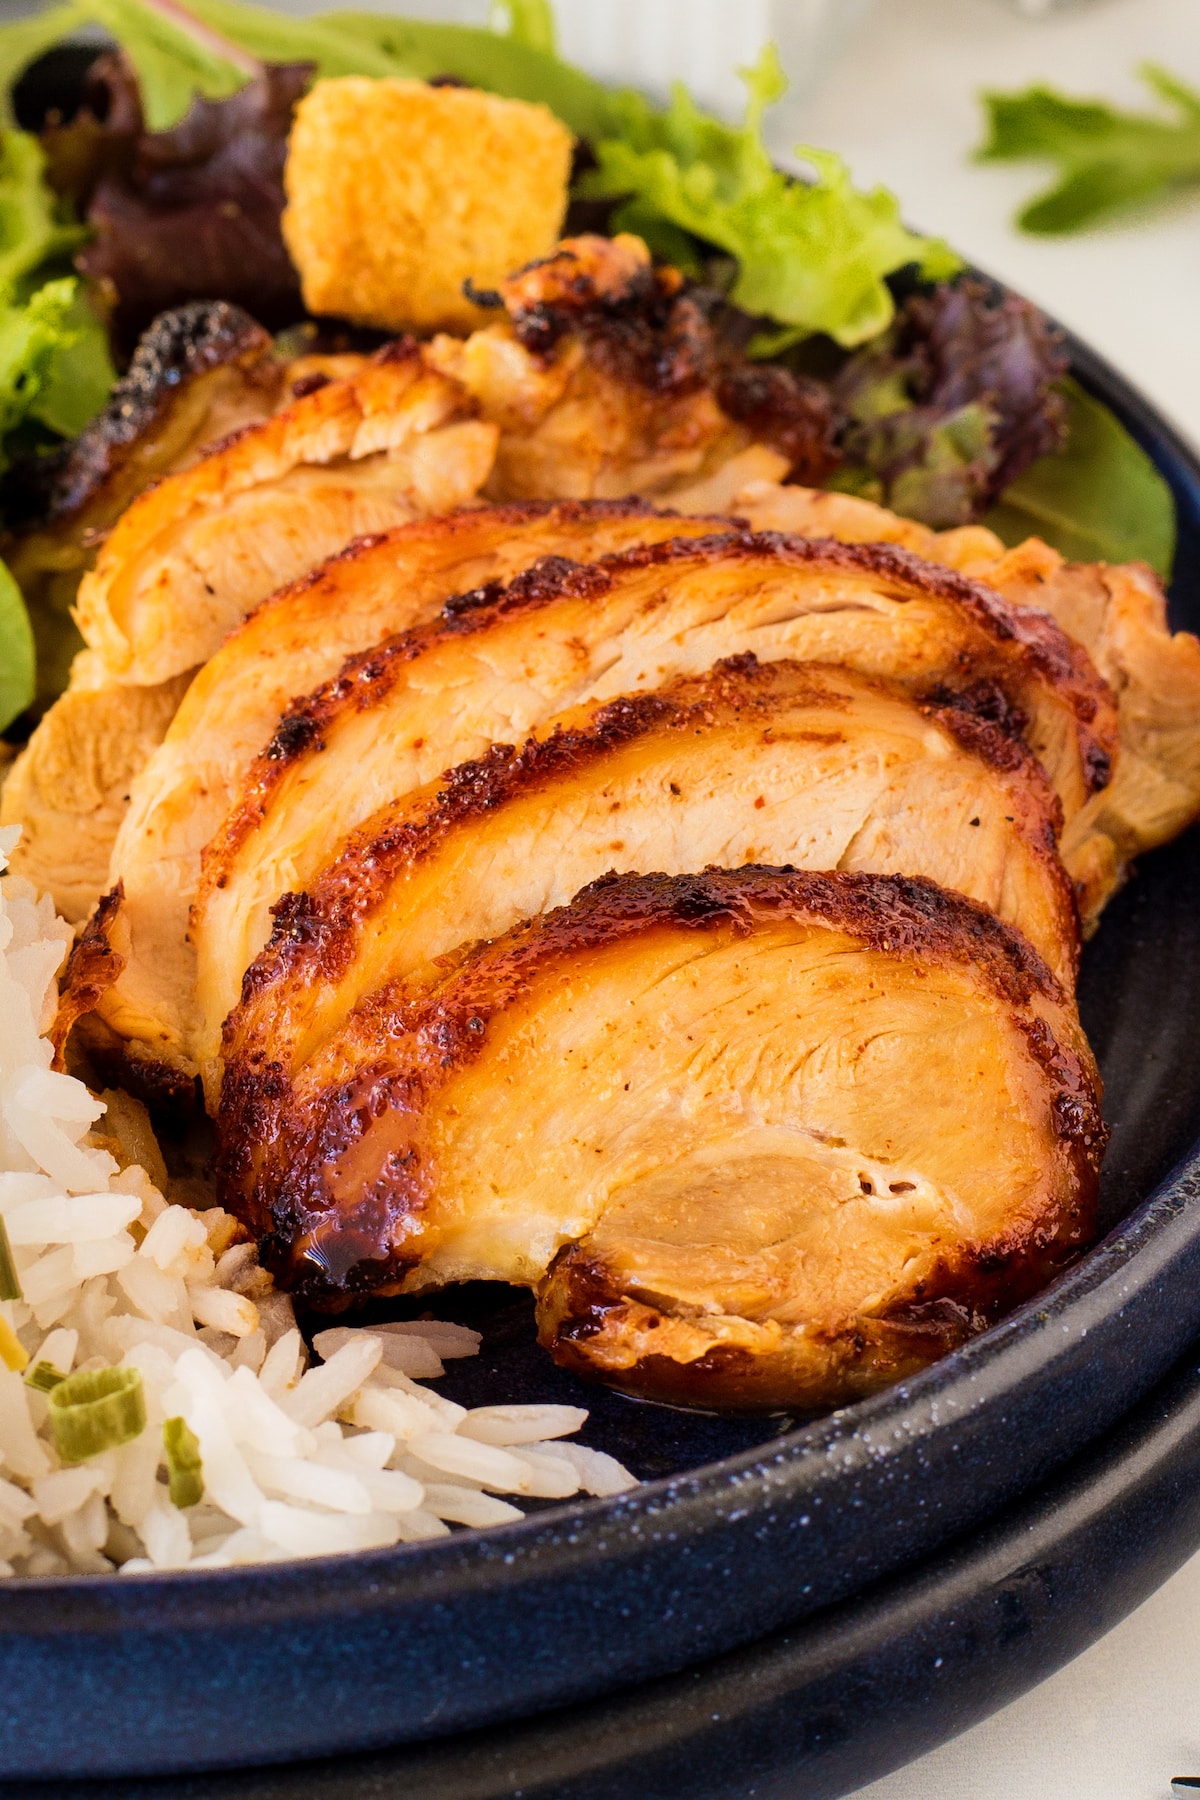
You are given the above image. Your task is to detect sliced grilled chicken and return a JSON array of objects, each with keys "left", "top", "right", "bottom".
[
  {"left": 426, "top": 234, "right": 836, "bottom": 502},
  {"left": 73, "top": 341, "right": 498, "bottom": 686},
  {"left": 224, "top": 657, "right": 1077, "bottom": 1109},
  {"left": 979, "top": 539, "right": 1200, "bottom": 925},
  {"left": 216, "top": 867, "right": 1104, "bottom": 1409},
  {"left": 3, "top": 303, "right": 285, "bottom": 710},
  {"left": 181, "top": 532, "right": 1114, "bottom": 1091},
  {"left": 740, "top": 482, "right": 1200, "bottom": 922},
  {"left": 0, "top": 665, "right": 194, "bottom": 923},
  {"left": 730, "top": 478, "right": 1007, "bottom": 573},
  {"left": 90, "top": 504, "right": 726, "bottom": 1082}
]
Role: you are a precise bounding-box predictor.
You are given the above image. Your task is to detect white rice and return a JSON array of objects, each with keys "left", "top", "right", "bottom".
[{"left": 0, "top": 828, "right": 635, "bottom": 1577}]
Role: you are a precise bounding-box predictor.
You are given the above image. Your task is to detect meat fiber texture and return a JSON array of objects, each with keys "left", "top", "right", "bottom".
[
  {"left": 91, "top": 504, "right": 728, "bottom": 1084},
  {"left": 180, "top": 529, "right": 1112, "bottom": 1096},
  {"left": 216, "top": 868, "right": 1104, "bottom": 1407},
  {"left": 222, "top": 656, "right": 1079, "bottom": 1115},
  {"left": 738, "top": 481, "right": 1200, "bottom": 922}
]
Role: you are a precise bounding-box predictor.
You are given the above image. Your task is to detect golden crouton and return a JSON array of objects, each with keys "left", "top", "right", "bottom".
[{"left": 282, "top": 78, "right": 574, "bottom": 335}]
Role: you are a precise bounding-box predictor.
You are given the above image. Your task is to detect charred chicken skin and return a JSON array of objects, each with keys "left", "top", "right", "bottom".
[
  {"left": 216, "top": 868, "right": 1104, "bottom": 1409},
  {"left": 90, "top": 503, "right": 728, "bottom": 1082},
  {"left": 181, "top": 530, "right": 1112, "bottom": 1090},
  {"left": 222, "top": 655, "right": 1078, "bottom": 1113},
  {"left": 737, "top": 482, "right": 1200, "bottom": 919}
]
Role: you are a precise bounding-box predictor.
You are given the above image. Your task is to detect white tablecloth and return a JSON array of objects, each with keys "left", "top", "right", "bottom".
[{"left": 791, "top": 2, "right": 1200, "bottom": 1794}]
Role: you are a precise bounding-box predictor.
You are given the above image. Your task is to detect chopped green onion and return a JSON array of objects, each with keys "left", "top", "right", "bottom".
[
  {"left": 25, "top": 1361, "right": 67, "bottom": 1394},
  {"left": 0, "top": 1217, "right": 21, "bottom": 1302},
  {"left": 162, "top": 1416, "right": 203, "bottom": 1509},
  {"left": 48, "top": 1367, "right": 146, "bottom": 1464},
  {"left": 0, "top": 1315, "right": 27, "bottom": 1373}
]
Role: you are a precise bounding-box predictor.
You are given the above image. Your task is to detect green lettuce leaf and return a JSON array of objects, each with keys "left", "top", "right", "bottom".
[
  {"left": 582, "top": 48, "right": 959, "bottom": 349},
  {"left": 487, "top": 0, "right": 557, "bottom": 55},
  {"left": 0, "top": 129, "right": 114, "bottom": 450},
  {"left": 0, "top": 0, "right": 618, "bottom": 141},
  {"left": 985, "top": 379, "right": 1176, "bottom": 575},
  {"left": 0, "top": 127, "right": 86, "bottom": 292},
  {"left": 0, "top": 554, "right": 34, "bottom": 731},
  {"left": 978, "top": 63, "right": 1200, "bottom": 235}
]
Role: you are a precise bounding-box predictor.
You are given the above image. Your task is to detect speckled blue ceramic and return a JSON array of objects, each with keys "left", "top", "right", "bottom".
[{"left": 1, "top": 318, "right": 1199, "bottom": 1782}]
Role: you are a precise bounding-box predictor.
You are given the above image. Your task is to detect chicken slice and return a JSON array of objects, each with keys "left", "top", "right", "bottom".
[
  {"left": 974, "top": 538, "right": 1200, "bottom": 925},
  {"left": 73, "top": 341, "right": 499, "bottom": 686},
  {"left": 737, "top": 481, "right": 1200, "bottom": 919},
  {"left": 0, "top": 665, "right": 194, "bottom": 923},
  {"left": 728, "top": 478, "right": 1007, "bottom": 573},
  {"left": 90, "top": 503, "right": 727, "bottom": 1085},
  {"left": 2, "top": 302, "right": 285, "bottom": 710},
  {"left": 216, "top": 868, "right": 1103, "bottom": 1412},
  {"left": 178, "top": 530, "right": 1114, "bottom": 1092},
  {"left": 425, "top": 233, "right": 836, "bottom": 502},
  {"left": 223, "top": 655, "right": 1077, "bottom": 1112}
]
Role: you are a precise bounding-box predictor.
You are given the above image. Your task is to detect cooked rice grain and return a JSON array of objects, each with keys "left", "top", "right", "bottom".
[{"left": 0, "top": 829, "right": 635, "bottom": 1575}]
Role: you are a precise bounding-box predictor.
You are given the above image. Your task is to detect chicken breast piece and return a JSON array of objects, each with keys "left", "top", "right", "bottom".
[
  {"left": 95, "top": 503, "right": 728, "bottom": 1084},
  {"left": 0, "top": 667, "right": 194, "bottom": 922},
  {"left": 426, "top": 234, "right": 837, "bottom": 502},
  {"left": 3, "top": 302, "right": 285, "bottom": 711},
  {"left": 178, "top": 531, "right": 1114, "bottom": 1092},
  {"left": 73, "top": 341, "right": 499, "bottom": 686},
  {"left": 224, "top": 655, "right": 1078, "bottom": 1107},
  {"left": 976, "top": 539, "right": 1200, "bottom": 925},
  {"left": 216, "top": 868, "right": 1103, "bottom": 1411},
  {"left": 739, "top": 481, "right": 1200, "bottom": 919}
]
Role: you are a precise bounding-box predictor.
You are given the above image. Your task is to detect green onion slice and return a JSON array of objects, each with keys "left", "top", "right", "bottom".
[
  {"left": 48, "top": 1366, "right": 146, "bottom": 1464},
  {"left": 162, "top": 1416, "right": 203, "bottom": 1509},
  {"left": 25, "top": 1361, "right": 68, "bottom": 1394},
  {"left": 0, "top": 1217, "right": 21, "bottom": 1302}
]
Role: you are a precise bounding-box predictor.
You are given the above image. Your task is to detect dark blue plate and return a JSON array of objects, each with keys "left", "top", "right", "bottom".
[
  {"left": 16, "top": 1303, "right": 1200, "bottom": 1800},
  {"left": 1, "top": 327, "right": 1199, "bottom": 1783}
]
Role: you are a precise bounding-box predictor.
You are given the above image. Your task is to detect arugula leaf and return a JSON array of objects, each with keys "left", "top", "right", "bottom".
[
  {"left": 0, "top": 554, "right": 34, "bottom": 732},
  {"left": 978, "top": 63, "right": 1200, "bottom": 235},
  {"left": 582, "top": 49, "right": 960, "bottom": 348},
  {"left": 985, "top": 378, "right": 1176, "bottom": 575}
]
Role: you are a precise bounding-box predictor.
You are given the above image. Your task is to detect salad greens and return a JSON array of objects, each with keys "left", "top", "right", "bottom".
[
  {"left": 0, "top": 0, "right": 1182, "bottom": 733},
  {"left": 979, "top": 63, "right": 1200, "bottom": 235},
  {"left": 582, "top": 50, "right": 959, "bottom": 351},
  {"left": 0, "top": 128, "right": 114, "bottom": 727},
  {"left": 986, "top": 379, "right": 1175, "bottom": 577},
  {"left": 0, "top": 0, "right": 956, "bottom": 349}
]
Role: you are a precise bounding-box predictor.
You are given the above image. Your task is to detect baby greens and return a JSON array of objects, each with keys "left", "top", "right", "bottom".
[
  {"left": 0, "top": 1, "right": 956, "bottom": 348},
  {"left": 986, "top": 379, "right": 1175, "bottom": 577},
  {"left": 979, "top": 63, "right": 1200, "bottom": 235},
  {"left": 583, "top": 51, "right": 959, "bottom": 350}
]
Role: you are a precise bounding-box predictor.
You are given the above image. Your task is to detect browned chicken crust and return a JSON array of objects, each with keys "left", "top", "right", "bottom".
[
  {"left": 3, "top": 303, "right": 285, "bottom": 710},
  {"left": 73, "top": 339, "right": 499, "bottom": 685},
  {"left": 223, "top": 655, "right": 1078, "bottom": 1111},
  {"left": 216, "top": 868, "right": 1103, "bottom": 1411},
  {"left": 93, "top": 503, "right": 729, "bottom": 1081},
  {"left": 185, "top": 529, "right": 1114, "bottom": 1087},
  {"left": 427, "top": 234, "right": 836, "bottom": 502},
  {"left": 740, "top": 483, "right": 1200, "bottom": 921}
]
